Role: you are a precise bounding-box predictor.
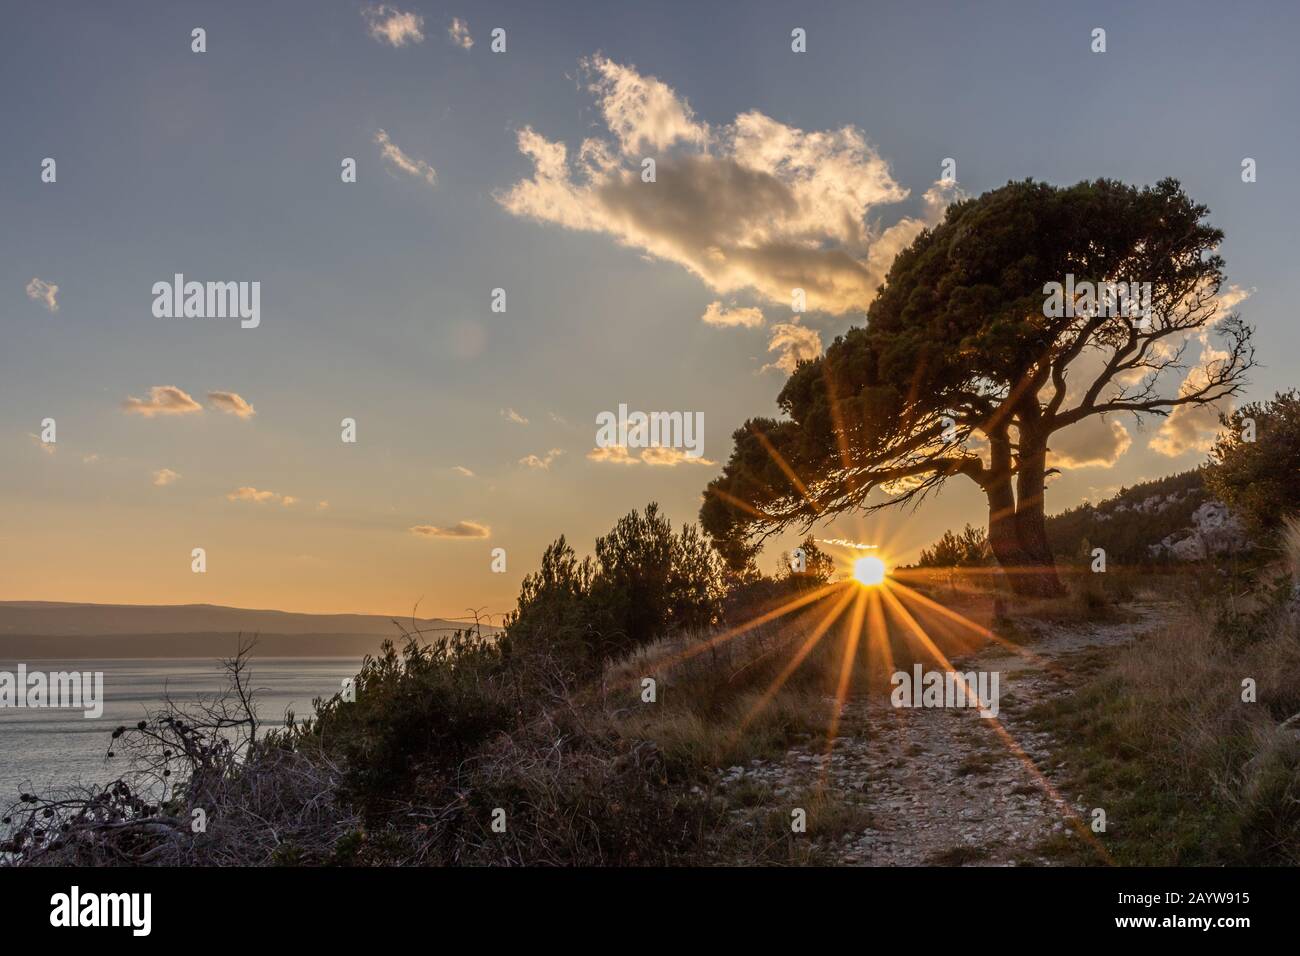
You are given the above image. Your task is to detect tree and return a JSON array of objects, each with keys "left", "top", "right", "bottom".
[
  {"left": 701, "top": 179, "right": 1254, "bottom": 595},
  {"left": 505, "top": 504, "right": 725, "bottom": 663},
  {"left": 1206, "top": 390, "right": 1300, "bottom": 533},
  {"left": 779, "top": 534, "right": 835, "bottom": 585},
  {"left": 916, "top": 524, "right": 989, "bottom": 568}
]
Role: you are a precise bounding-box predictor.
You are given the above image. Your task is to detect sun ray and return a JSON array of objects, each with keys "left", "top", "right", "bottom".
[
  {"left": 749, "top": 425, "right": 824, "bottom": 514},
  {"left": 642, "top": 581, "right": 847, "bottom": 678},
  {"left": 739, "top": 585, "right": 857, "bottom": 729},
  {"left": 888, "top": 579, "right": 1057, "bottom": 671},
  {"left": 879, "top": 585, "right": 1111, "bottom": 862},
  {"left": 825, "top": 587, "right": 869, "bottom": 749}
]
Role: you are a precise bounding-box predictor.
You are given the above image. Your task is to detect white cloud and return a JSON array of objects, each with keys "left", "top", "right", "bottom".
[
  {"left": 640, "top": 447, "right": 716, "bottom": 467},
  {"left": 122, "top": 385, "right": 203, "bottom": 417},
  {"left": 375, "top": 129, "right": 437, "bottom": 186},
  {"left": 152, "top": 468, "right": 180, "bottom": 486},
  {"left": 362, "top": 5, "right": 425, "bottom": 47},
  {"left": 25, "top": 277, "right": 59, "bottom": 312},
  {"left": 227, "top": 486, "right": 296, "bottom": 505},
  {"left": 701, "top": 301, "right": 764, "bottom": 328},
  {"left": 27, "top": 433, "right": 55, "bottom": 455},
  {"left": 584, "top": 54, "right": 708, "bottom": 155},
  {"left": 1149, "top": 347, "right": 1234, "bottom": 457},
  {"left": 206, "top": 390, "right": 256, "bottom": 419},
  {"left": 409, "top": 520, "right": 491, "bottom": 539},
  {"left": 501, "top": 407, "right": 529, "bottom": 425},
  {"left": 587, "top": 445, "right": 641, "bottom": 465},
  {"left": 452, "top": 465, "right": 475, "bottom": 477},
  {"left": 1048, "top": 417, "right": 1132, "bottom": 470},
  {"left": 448, "top": 17, "right": 473, "bottom": 50},
  {"left": 764, "top": 323, "right": 822, "bottom": 374},
  {"left": 587, "top": 445, "right": 715, "bottom": 467},
  {"left": 498, "top": 56, "right": 957, "bottom": 315},
  {"left": 519, "top": 448, "right": 563, "bottom": 470}
]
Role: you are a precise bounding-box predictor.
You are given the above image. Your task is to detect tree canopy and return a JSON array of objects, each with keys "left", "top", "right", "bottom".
[{"left": 702, "top": 178, "right": 1254, "bottom": 593}]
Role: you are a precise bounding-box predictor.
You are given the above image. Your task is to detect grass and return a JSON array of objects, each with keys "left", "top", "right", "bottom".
[{"left": 1025, "top": 593, "right": 1300, "bottom": 865}]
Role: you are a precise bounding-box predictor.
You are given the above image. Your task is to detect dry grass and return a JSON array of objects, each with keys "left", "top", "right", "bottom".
[{"left": 1029, "top": 588, "right": 1300, "bottom": 865}]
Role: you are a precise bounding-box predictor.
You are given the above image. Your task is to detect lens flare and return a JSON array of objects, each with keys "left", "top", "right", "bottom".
[{"left": 853, "top": 555, "right": 886, "bottom": 586}]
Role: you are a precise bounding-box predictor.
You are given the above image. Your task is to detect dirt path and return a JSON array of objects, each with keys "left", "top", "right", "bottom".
[{"left": 715, "top": 602, "right": 1167, "bottom": 865}]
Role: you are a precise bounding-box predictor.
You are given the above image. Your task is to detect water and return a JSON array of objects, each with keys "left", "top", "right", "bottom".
[{"left": 0, "top": 658, "right": 360, "bottom": 800}]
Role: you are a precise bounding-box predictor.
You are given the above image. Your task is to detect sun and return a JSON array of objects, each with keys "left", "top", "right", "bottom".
[{"left": 852, "top": 554, "right": 887, "bottom": 587}]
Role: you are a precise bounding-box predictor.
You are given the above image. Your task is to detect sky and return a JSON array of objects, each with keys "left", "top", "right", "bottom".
[{"left": 2, "top": 0, "right": 1298, "bottom": 618}]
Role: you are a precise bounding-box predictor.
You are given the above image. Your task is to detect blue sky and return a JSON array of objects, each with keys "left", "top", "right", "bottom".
[{"left": 3, "top": 0, "right": 1297, "bottom": 616}]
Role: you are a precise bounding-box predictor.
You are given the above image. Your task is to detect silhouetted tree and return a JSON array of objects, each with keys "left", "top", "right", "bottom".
[{"left": 702, "top": 179, "right": 1254, "bottom": 595}]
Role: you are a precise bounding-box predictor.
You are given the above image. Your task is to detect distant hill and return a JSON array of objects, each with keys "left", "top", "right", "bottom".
[
  {"left": 0, "top": 602, "right": 492, "bottom": 659},
  {"left": 1045, "top": 467, "right": 1248, "bottom": 564},
  {"left": 914, "top": 468, "right": 1253, "bottom": 569}
]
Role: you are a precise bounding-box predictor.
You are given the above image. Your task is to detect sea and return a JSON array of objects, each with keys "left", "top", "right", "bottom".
[{"left": 0, "top": 658, "right": 361, "bottom": 800}]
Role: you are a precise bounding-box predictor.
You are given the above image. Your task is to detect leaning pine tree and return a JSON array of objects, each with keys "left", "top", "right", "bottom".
[{"left": 701, "top": 178, "right": 1254, "bottom": 596}]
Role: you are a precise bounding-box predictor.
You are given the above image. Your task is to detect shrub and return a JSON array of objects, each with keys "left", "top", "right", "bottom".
[
  {"left": 295, "top": 629, "right": 516, "bottom": 818},
  {"left": 1207, "top": 390, "right": 1300, "bottom": 533},
  {"left": 916, "top": 524, "right": 990, "bottom": 568},
  {"left": 503, "top": 503, "right": 725, "bottom": 665}
]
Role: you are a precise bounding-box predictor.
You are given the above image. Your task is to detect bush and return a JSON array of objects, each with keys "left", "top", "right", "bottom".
[
  {"left": 916, "top": 524, "right": 990, "bottom": 568},
  {"left": 1207, "top": 390, "right": 1300, "bottom": 533},
  {"left": 295, "top": 628, "right": 516, "bottom": 819},
  {"left": 503, "top": 503, "right": 725, "bottom": 665}
]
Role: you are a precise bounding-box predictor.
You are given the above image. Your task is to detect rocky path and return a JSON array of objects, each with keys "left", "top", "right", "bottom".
[{"left": 716, "top": 603, "right": 1166, "bottom": 865}]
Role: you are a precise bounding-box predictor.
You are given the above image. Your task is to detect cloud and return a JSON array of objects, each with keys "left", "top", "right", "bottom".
[
  {"left": 152, "top": 468, "right": 180, "bottom": 487},
  {"left": 1149, "top": 348, "right": 1234, "bottom": 457},
  {"left": 640, "top": 447, "right": 716, "bottom": 467},
  {"left": 1048, "top": 417, "right": 1132, "bottom": 470},
  {"left": 452, "top": 465, "right": 475, "bottom": 477},
  {"left": 586, "top": 445, "right": 713, "bottom": 467},
  {"left": 701, "top": 301, "right": 763, "bottom": 328},
  {"left": 764, "top": 323, "right": 822, "bottom": 374},
  {"left": 587, "top": 445, "right": 641, "bottom": 465},
  {"left": 519, "top": 448, "right": 563, "bottom": 470},
  {"left": 227, "top": 486, "right": 295, "bottom": 505},
  {"left": 25, "top": 277, "right": 59, "bottom": 312},
  {"left": 375, "top": 129, "right": 437, "bottom": 186},
  {"left": 501, "top": 407, "right": 529, "bottom": 425},
  {"left": 27, "top": 433, "right": 55, "bottom": 455},
  {"left": 122, "top": 385, "right": 203, "bottom": 417},
  {"left": 498, "top": 56, "right": 957, "bottom": 315},
  {"left": 206, "top": 390, "right": 256, "bottom": 419},
  {"left": 584, "top": 54, "right": 708, "bottom": 155},
  {"left": 362, "top": 5, "right": 424, "bottom": 46},
  {"left": 818, "top": 538, "right": 879, "bottom": 551},
  {"left": 409, "top": 520, "right": 491, "bottom": 539},
  {"left": 317, "top": 500, "right": 330, "bottom": 510},
  {"left": 448, "top": 17, "right": 473, "bottom": 49}
]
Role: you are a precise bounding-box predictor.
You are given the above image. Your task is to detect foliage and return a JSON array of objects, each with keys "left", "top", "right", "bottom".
[
  {"left": 1206, "top": 390, "right": 1300, "bottom": 532},
  {"left": 503, "top": 503, "right": 725, "bottom": 664},
  {"left": 915, "top": 524, "right": 990, "bottom": 568},
  {"left": 778, "top": 534, "right": 835, "bottom": 585},
  {"left": 702, "top": 178, "right": 1253, "bottom": 594}
]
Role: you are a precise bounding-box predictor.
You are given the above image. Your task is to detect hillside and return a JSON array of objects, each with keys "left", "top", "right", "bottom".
[{"left": 1044, "top": 468, "right": 1250, "bottom": 565}]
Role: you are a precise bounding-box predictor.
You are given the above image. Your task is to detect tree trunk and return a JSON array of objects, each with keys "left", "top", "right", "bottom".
[
  {"left": 983, "top": 428, "right": 1066, "bottom": 598},
  {"left": 1013, "top": 428, "right": 1066, "bottom": 596}
]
